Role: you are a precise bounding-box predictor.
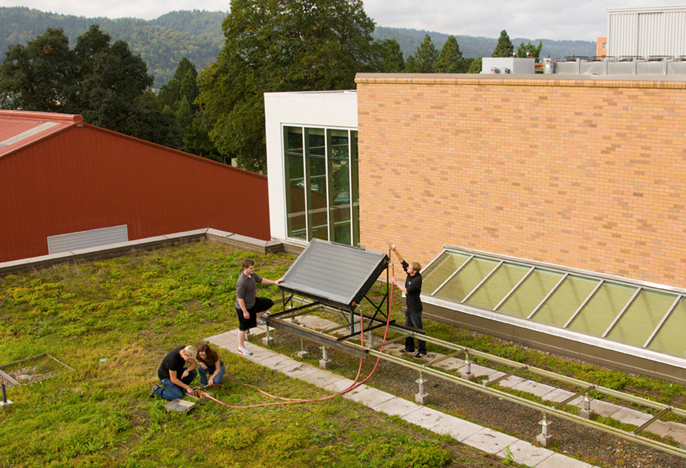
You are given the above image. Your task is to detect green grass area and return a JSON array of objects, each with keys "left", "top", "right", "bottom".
[{"left": 0, "top": 241, "right": 519, "bottom": 468}]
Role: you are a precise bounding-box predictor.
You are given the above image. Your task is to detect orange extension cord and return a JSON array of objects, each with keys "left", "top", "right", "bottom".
[{"left": 199, "top": 269, "right": 396, "bottom": 409}]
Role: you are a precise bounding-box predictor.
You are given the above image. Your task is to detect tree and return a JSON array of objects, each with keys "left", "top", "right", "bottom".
[
  {"left": 404, "top": 34, "right": 438, "bottom": 73},
  {"left": 198, "top": 0, "right": 379, "bottom": 173},
  {"left": 375, "top": 38, "right": 404, "bottom": 72},
  {"left": 492, "top": 30, "right": 514, "bottom": 57},
  {"left": 0, "top": 27, "right": 75, "bottom": 112},
  {"left": 0, "top": 25, "right": 182, "bottom": 149},
  {"left": 435, "top": 35, "right": 463, "bottom": 73},
  {"left": 516, "top": 41, "right": 543, "bottom": 58},
  {"left": 468, "top": 57, "right": 482, "bottom": 73}
]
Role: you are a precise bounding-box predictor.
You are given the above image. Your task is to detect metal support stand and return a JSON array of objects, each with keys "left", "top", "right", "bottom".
[
  {"left": 415, "top": 372, "right": 430, "bottom": 405},
  {"left": 262, "top": 324, "right": 274, "bottom": 346},
  {"left": 366, "top": 330, "right": 374, "bottom": 349},
  {"left": 536, "top": 413, "right": 553, "bottom": 447},
  {"left": 245, "top": 328, "right": 251, "bottom": 341},
  {"left": 296, "top": 337, "right": 308, "bottom": 359},
  {"left": 580, "top": 393, "right": 592, "bottom": 419},
  {"left": 681, "top": 437, "right": 686, "bottom": 451},
  {"left": 0, "top": 380, "right": 12, "bottom": 408},
  {"left": 461, "top": 351, "right": 474, "bottom": 381},
  {"left": 319, "top": 346, "right": 331, "bottom": 369}
]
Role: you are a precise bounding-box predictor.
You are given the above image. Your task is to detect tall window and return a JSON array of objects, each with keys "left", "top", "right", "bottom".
[{"left": 284, "top": 126, "right": 359, "bottom": 246}]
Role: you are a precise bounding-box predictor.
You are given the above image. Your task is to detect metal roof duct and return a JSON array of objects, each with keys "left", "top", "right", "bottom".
[{"left": 279, "top": 239, "right": 389, "bottom": 311}]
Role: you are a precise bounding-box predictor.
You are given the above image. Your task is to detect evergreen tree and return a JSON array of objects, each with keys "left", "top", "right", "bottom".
[
  {"left": 516, "top": 41, "right": 543, "bottom": 58},
  {"left": 198, "top": 0, "right": 378, "bottom": 173},
  {"left": 404, "top": 34, "right": 438, "bottom": 73},
  {"left": 375, "top": 38, "right": 404, "bottom": 72},
  {"left": 492, "top": 30, "right": 514, "bottom": 57},
  {"left": 468, "top": 57, "right": 482, "bottom": 73},
  {"left": 435, "top": 35, "right": 463, "bottom": 73}
]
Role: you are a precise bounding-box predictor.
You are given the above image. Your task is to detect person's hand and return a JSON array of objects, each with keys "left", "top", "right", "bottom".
[
  {"left": 208, "top": 377, "right": 214, "bottom": 386},
  {"left": 276, "top": 277, "right": 284, "bottom": 284},
  {"left": 391, "top": 245, "right": 396, "bottom": 252},
  {"left": 199, "top": 363, "right": 207, "bottom": 370},
  {"left": 243, "top": 311, "right": 250, "bottom": 319},
  {"left": 182, "top": 370, "right": 189, "bottom": 379},
  {"left": 391, "top": 276, "right": 396, "bottom": 285},
  {"left": 186, "top": 387, "right": 194, "bottom": 395}
]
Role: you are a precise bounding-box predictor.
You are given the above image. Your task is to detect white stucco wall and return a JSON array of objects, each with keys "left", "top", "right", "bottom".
[{"left": 264, "top": 90, "right": 358, "bottom": 242}]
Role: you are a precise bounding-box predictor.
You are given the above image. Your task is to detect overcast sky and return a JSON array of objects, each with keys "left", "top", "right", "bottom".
[{"left": 1, "top": 0, "right": 684, "bottom": 41}]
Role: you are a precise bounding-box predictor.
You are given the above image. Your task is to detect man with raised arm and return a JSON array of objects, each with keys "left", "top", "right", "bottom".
[{"left": 390, "top": 245, "right": 427, "bottom": 359}]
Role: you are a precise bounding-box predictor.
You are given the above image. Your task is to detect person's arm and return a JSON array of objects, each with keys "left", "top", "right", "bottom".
[
  {"left": 258, "top": 276, "right": 284, "bottom": 286},
  {"left": 209, "top": 359, "right": 221, "bottom": 384},
  {"left": 169, "top": 369, "right": 193, "bottom": 394},
  {"left": 391, "top": 245, "right": 406, "bottom": 263},
  {"left": 392, "top": 276, "right": 408, "bottom": 295},
  {"left": 237, "top": 297, "right": 250, "bottom": 319}
]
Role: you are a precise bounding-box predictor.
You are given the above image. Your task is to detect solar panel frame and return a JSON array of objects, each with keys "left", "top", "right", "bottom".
[{"left": 279, "top": 239, "right": 389, "bottom": 311}]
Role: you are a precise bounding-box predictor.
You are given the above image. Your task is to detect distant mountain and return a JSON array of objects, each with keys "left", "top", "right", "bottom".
[
  {"left": 0, "top": 7, "right": 225, "bottom": 88},
  {"left": 373, "top": 27, "right": 596, "bottom": 59},
  {"left": 0, "top": 7, "right": 596, "bottom": 89}
]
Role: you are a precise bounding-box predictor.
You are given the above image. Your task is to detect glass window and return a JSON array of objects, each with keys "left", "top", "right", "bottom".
[
  {"left": 531, "top": 276, "right": 599, "bottom": 327},
  {"left": 284, "top": 127, "right": 306, "bottom": 240},
  {"left": 466, "top": 263, "right": 531, "bottom": 311},
  {"left": 328, "top": 129, "right": 351, "bottom": 245},
  {"left": 351, "top": 131, "right": 360, "bottom": 247},
  {"left": 648, "top": 298, "right": 686, "bottom": 357},
  {"left": 305, "top": 128, "right": 328, "bottom": 241},
  {"left": 422, "top": 252, "right": 472, "bottom": 295},
  {"left": 498, "top": 269, "right": 565, "bottom": 319},
  {"left": 567, "top": 282, "right": 636, "bottom": 335},
  {"left": 607, "top": 289, "right": 675, "bottom": 347},
  {"left": 282, "top": 126, "right": 359, "bottom": 246},
  {"left": 433, "top": 257, "right": 500, "bottom": 303}
]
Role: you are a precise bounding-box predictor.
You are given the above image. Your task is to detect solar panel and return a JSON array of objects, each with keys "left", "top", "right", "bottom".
[{"left": 279, "top": 239, "right": 389, "bottom": 311}]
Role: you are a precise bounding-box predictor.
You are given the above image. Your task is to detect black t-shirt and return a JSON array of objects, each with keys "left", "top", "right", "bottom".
[
  {"left": 402, "top": 260, "right": 423, "bottom": 313},
  {"left": 158, "top": 346, "right": 186, "bottom": 380}
]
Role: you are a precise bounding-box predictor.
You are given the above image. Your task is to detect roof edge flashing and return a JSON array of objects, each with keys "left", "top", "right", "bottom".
[{"left": 0, "top": 110, "right": 82, "bottom": 122}]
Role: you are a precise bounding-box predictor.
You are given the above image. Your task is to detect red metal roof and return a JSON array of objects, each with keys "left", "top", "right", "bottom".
[{"left": 0, "top": 110, "right": 82, "bottom": 157}]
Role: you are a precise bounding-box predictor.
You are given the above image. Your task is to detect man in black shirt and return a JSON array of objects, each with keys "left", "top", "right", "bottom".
[
  {"left": 150, "top": 345, "right": 198, "bottom": 400},
  {"left": 390, "top": 245, "right": 427, "bottom": 358}
]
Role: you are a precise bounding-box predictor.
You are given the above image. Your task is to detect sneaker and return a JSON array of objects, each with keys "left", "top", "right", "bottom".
[
  {"left": 237, "top": 346, "right": 253, "bottom": 356},
  {"left": 400, "top": 348, "right": 415, "bottom": 354},
  {"left": 149, "top": 384, "right": 160, "bottom": 398},
  {"left": 256, "top": 317, "right": 267, "bottom": 326},
  {"left": 413, "top": 352, "right": 427, "bottom": 359}
]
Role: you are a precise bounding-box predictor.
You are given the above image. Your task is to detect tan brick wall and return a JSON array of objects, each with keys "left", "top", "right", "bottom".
[{"left": 355, "top": 74, "right": 686, "bottom": 287}]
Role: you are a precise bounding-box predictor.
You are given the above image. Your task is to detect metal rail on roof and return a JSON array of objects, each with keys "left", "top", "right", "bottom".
[
  {"left": 265, "top": 299, "right": 686, "bottom": 459},
  {"left": 643, "top": 295, "right": 682, "bottom": 348}
]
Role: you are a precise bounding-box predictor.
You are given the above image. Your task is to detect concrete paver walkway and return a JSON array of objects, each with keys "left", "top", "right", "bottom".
[{"left": 205, "top": 328, "right": 601, "bottom": 468}]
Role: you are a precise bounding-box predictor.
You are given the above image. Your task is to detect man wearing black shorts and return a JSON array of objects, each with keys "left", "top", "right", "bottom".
[{"left": 235, "top": 259, "right": 284, "bottom": 355}]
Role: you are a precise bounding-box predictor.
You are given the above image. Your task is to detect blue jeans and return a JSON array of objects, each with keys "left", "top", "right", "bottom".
[
  {"left": 157, "top": 369, "right": 197, "bottom": 401},
  {"left": 199, "top": 365, "right": 225, "bottom": 386},
  {"left": 404, "top": 309, "right": 426, "bottom": 353}
]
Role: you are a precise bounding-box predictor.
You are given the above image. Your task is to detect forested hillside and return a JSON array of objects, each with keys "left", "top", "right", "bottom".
[
  {"left": 0, "top": 7, "right": 596, "bottom": 89},
  {"left": 0, "top": 7, "right": 224, "bottom": 87},
  {"left": 373, "top": 27, "right": 596, "bottom": 60}
]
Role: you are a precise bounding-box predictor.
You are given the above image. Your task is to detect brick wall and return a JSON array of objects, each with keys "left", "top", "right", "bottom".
[{"left": 356, "top": 74, "right": 686, "bottom": 288}]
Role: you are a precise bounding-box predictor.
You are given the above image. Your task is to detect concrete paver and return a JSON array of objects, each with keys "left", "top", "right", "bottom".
[
  {"left": 511, "top": 380, "right": 558, "bottom": 398},
  {"left": 462, "top": 428, "right": 519, "bottom": 455},
  {"left": 497, "top": 440, "right": 555, "bottom": 466},
  {"left": 343, "top": 386, "right": 396, "bottom": 408},
  {"left": 647, "top": 419, "right": 686, "bottom": 442},
  {"left": 372, "top": 397, "right": 422, "bottom": 418},
  {"left": 586, "top": 399, "right": 621, "bottom": 418},
  {"left": 610, "top": 407, "right": 653, "bottom": 427},
  {"left": 300, "top": 369, "right": 349, "bottom": 388},
  {"left": 205, "top": 331, "right": 238, "bottom": 348},
  {"left": 431, "top": 416, "right": 484, "bottom": 441},
  {"left": 280, "top": 362, "right": 320, "bottom": 379},
  {"left": 541, "top": 388, "right": 577, "bottom": 404},
  {"left": 256, "top": 353, "right": 294, "bottom": 370},
  {"left": 324, "top": 378, "right": 360, "bottom": 393},
  {"left": 402, "top": 406, "right": 454, "bottom": 431},
  {"left": 536, "top": 452, "right": 596, "bottom": 468},
  {"left": 433, "top": 357, "right": 466, "bottom": 372}
]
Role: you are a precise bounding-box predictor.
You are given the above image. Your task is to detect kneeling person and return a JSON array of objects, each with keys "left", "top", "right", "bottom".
[
  {"left": 197, "top": 343, "right": 225, "bottom": 386},
  {"left": 150, "top": 345, "right": 198, "bottom": 400},
  {"left": 235, "top": 259, "right": 284, "bottom": 356}
]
